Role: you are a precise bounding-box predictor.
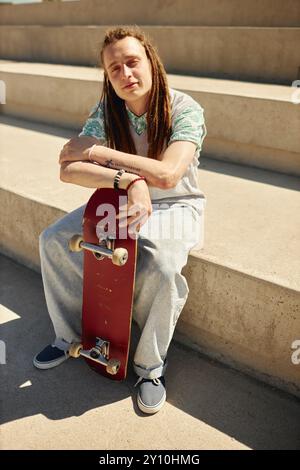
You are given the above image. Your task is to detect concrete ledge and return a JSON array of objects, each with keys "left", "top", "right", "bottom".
[
  {"left": 1, "top": 61, "right": 299, "bottom": 176},
  {"left": 0, "top": 26, "right": 299, "bottom": 84},
  {"left": 1, "top": 115, "right": 299, "bottom": 397},
  {"left": 179, "top": 258, "right": 300, "bottom": 398},
  {"left": 0, "top": 0, "right": 299, "bottom": 27}
]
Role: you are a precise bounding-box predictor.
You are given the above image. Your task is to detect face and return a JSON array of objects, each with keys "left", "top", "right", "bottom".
[{"left": 103, "top": 36, "right": 153, "bottom": 115}]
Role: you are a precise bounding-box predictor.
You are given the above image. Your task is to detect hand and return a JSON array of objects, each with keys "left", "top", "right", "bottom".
[
  {"left": 59, "top": 136, "right": 99, "bottom": 164},
  {"left": 117, "top": 180, "right": 152, "bottom": 237}
]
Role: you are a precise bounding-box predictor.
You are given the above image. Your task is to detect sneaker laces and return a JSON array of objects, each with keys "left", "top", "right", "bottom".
[{"left": 134, "top": 377, "right": 161, "bottom": 387}]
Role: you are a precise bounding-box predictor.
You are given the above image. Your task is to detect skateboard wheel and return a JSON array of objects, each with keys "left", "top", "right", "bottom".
[
  {"left": 112, "top": 248, "right": 128, "bottom": 266},
  {"left": 69, "top": 342, "right": 82, "bottom": 358},
  {"left": 106, "top": 358, "right": 121, "bottom": 375},
  {"left": 68, "top": 234, "right": 84, "bottom": 252}
]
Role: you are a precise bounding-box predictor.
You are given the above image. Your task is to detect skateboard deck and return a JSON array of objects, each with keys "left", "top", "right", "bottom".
[{"left": 68, "top": 188, "right": 137, "bottom": 381}]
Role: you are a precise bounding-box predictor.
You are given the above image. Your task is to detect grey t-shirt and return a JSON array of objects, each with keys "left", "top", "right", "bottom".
[{"left": 79, "top": 87, "right": 207, "bottom": 213}]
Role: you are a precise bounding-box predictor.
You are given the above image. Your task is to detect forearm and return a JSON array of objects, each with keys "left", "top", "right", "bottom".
[
  {"left": 60, "top": 161, "right": 138, "bottom": 190},
  {"left": 91, "top": 146, "right": 172, "bottom": 189}
]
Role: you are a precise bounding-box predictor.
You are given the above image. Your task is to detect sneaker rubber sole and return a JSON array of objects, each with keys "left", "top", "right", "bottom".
[
  {"left": 137, "top": 389, "right": 166, "bottom": 414},
  {"left": 33, "top": 352, "right": 69, "bottom": 370}
]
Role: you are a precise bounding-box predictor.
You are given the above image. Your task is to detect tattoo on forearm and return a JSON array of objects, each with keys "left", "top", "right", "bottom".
[
  {"left": 104, "top": 159, "right": 141, "bottom": 175},
  {"left": 104, "top": 159, "right": 114, "bottom": 168}
]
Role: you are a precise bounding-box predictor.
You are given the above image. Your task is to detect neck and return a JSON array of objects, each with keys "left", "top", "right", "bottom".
[{"left": 125, "top": 94, "right": 149, "bottom": 117}]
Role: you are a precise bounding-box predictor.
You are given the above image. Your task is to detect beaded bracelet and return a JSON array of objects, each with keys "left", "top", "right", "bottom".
[
  {"left": 114, "top": 169, "right": 126, "bottom": 190},
  {"left": 126, "top": 176, "right": 146, "bottom": 191}
]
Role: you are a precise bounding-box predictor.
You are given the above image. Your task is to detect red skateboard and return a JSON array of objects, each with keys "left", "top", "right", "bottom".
[{"left": 68, "top": 188, "right": 137, "bottom": 380}]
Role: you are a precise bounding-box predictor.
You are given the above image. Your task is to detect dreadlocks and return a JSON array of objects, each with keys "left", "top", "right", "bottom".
[{"left": 93, "top": 26, "right": 172, "bottom": 160}]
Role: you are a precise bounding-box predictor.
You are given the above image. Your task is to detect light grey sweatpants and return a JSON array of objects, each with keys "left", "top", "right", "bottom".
[{"left": 39, "top": 199, "right": 205, "bottom": 379}]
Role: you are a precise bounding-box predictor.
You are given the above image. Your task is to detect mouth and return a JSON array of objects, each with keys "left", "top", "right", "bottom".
[{"left": 123, "top": 82, "right": 138, "bottom": 89}]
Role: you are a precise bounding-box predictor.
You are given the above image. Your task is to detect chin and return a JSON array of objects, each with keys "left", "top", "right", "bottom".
[{"left": 117, "top": 89, "right": 139, "bottom": 100}]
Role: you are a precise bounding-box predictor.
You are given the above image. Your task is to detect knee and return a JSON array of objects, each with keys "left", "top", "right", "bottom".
[
  {"left": 152, "top": 251, "right": 189, "bottom": 296},
  {"left": 150, "top": 252, "right": 177, "bottom": 284},
  {"left": 39, "top": 225, "right": 62, "bottom": 255},
  {"left": 158, "top": 264, "right": 175, "bottom": 283},
  {"left": 137, "top": 240, "right": 188, "bottom": 285}
]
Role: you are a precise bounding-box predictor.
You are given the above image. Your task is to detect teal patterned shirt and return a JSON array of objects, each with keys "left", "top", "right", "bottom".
[{"left": 78, "top": 87, "right": 206, "bottom": 154}]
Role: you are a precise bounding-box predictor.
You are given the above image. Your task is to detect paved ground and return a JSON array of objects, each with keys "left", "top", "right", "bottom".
[{"left": 1, "top": 254, "right": 300, "bottom": 450}]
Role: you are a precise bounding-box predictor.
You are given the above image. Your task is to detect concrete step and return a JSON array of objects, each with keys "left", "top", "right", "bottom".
[
  {"left": 2, "top": 256, "right": 300, "bottom": 450},
  {"left": 0, "top": 26, "right": 299, "bottom": 84},
  {"left": 1, "top": 61, "right": 299, "bottom": 176},
  {"left": 1, "top": 0, "right": 299, "bottom": 27},
  {"left": 1, "top": 114, "right": 300, "bottom": 398}
]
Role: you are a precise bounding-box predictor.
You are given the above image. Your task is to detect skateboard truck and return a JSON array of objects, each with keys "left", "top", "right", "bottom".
[
  {"left": 68, "top": 234, "right": 128, "bottom": 266},
  {"left": 69, "top": 338, "right": 121, "bottom": 375}
]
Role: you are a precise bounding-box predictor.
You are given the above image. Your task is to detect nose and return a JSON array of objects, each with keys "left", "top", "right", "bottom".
[{"left": 121, "top": 64, "right": 132, "bottom": 79}]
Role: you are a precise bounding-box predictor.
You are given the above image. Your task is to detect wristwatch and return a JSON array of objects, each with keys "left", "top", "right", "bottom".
[{"left": 113, "top": 169, "right": 125, "bottom": 190}]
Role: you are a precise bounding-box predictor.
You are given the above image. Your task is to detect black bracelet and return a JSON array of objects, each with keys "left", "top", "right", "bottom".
[{"left": 113, "top": 169, "right": 125, "bottom": 190}]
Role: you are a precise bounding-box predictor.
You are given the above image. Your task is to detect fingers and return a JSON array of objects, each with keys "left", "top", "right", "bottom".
[
  {"left": 59, "top": 148, "right": 70, "bottom": 164},
  {"left": 59, "top": 141, "right": 70, "bottom": 163},
  {"left": 116, "top": 202, "right": 147, "bottom": 218},
  {"left": 117, "top": 203, "right": 142, "bottom": 222},
  {"left": 59, "top": 139, "right": 94, "bottom": 164},
  {"left": 128, "top": 213, "right": 148, "bottom": 239},
  {"left": 118, "top": 210, "right": 148, "bottom": 232}
]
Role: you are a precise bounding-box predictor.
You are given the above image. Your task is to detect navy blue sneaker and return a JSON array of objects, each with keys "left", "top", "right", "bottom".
[
  {"left": 135, "top": 376, "right": 166, "bottom": 414},
  {"left": 33, "top": 344, "right": 69, "bottom": 369}
]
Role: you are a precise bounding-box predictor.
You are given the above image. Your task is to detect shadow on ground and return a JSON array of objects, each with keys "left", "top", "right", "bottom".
[{"left": 1, "top": 254, "right": 300, "bottom": 449}]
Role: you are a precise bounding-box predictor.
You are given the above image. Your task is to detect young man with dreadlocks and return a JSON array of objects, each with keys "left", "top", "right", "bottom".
[{"left": 33, "top": 26, "right": 207, "bottom": 414}]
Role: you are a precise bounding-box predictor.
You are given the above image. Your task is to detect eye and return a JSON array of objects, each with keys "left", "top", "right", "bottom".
[{"left": 110, "top": 59, "right": 139, "bottom": 73}]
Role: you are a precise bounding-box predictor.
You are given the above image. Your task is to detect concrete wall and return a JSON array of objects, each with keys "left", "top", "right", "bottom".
[
  {"left": 0, "top": 0, "right": 299, "bottom": 26},
  {"left": 179, "top": 256, "right": 300, "bottom": 397},
  {"left": 1, "top": 26, "right": 299, "bottom": 84},
  {"left": 1, "top": 64, "right": 299, "bottom": 176}
]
